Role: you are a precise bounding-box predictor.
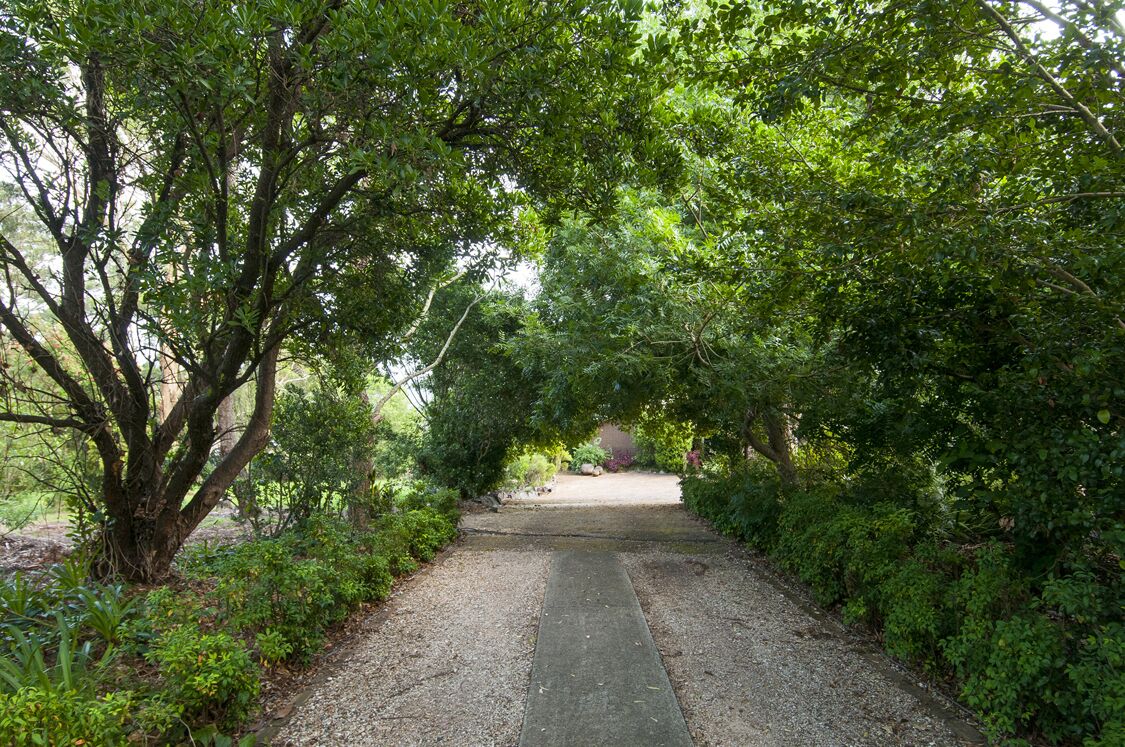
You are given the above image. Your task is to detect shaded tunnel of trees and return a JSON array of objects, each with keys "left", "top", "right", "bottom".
[{"left": 0, "top": 1, "right": 1122, "bottom": 744}]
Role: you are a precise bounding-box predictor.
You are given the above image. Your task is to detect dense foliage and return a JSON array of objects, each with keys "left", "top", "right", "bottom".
[
  {"left": 683, "top": 467, "right": 1123, "bottom": 744},
  {"left": 1, "top": 0, "right": 1123, "bottom": 743},
  {"left": 411, "top": 287, "right": 556, "bottom": 496},
  {"left": 507, "top": 1, "right": 1125, "bottom": 742},
  {"left": 0, "top": 0, "right": 664, "bottom": 580},
  {"left": 0, "top": 502, "right": 458, "bottom": 744}
]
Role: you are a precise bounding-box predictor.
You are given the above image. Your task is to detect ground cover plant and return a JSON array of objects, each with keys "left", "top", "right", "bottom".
[{"left": 0, "top": 504, "right": 458, "bottom": 744}]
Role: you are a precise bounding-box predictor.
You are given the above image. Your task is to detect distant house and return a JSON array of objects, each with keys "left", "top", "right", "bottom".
[{"left": 596, "top": 423, "right": 636, "bottom": 458}]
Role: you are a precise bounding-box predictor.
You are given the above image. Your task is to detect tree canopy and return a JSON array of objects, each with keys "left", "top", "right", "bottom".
[
  {"left": 0, "top": 1, "right": 1122, "bottom": 741},
  {"left": 0, "top": 0, "right": 666, "bottom": 580}
]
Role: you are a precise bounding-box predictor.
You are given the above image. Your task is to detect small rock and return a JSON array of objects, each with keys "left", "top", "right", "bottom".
[
  {"left": 580, "top": 463, "right": 596, "bottom": 475},
  {"left": 476, "top": 492, "right": 502, "bottom": 508}
]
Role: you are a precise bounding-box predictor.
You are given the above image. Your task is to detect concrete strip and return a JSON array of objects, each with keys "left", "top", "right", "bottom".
[{"left": 520, "top": 551, "right": 693, "bottom": 747}]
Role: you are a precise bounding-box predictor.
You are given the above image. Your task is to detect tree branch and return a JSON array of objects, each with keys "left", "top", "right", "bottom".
[
  {"left": 180, "top": 342, "right": 281, "bottom": 533},
  {"left": 0, "top": 412, "right": 88, "bottom": 430},
  {"left": 372, "top": 294, "right": 483, "bottom": 423},
  {"left": 996, "top": 191, "right": 1125, "bottom": 213},
  {"left": 1021, "top": 0, "right": 1125, "bottom": 79},
  {"left": 978, "top": 0, "right": 1122, "bottom": 157}
]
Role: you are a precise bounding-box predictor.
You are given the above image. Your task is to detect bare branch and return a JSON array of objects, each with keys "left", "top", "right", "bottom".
[
  {"left": 0, "top": 412, "right": 87, "bottom": 430},
  {"left": 372, "top": 294, "right": 483, "bottom": 423}
]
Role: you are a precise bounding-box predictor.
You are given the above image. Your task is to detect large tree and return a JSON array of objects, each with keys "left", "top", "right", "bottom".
[{"left": 0, "top": 0, "right": 661, "bottom": 580}]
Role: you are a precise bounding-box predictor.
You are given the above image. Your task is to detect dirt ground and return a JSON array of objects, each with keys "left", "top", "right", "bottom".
[
  {"left": 0, "top": 505, "right": 250, "bottom": 574},
  {"left": 512, "top": 470, "right": 683, "bottom": 505}
]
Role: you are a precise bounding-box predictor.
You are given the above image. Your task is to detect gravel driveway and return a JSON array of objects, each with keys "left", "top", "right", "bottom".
[{"left": 275, "top": 473, "right": 981, "bottom": 746}]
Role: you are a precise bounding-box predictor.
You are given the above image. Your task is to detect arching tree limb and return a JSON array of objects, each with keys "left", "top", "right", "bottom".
[{"left": 978, "top": 0, "right": 1123, "bottom": 157}]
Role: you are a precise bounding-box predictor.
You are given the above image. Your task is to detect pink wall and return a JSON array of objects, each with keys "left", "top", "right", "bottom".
[{"left": 597, "top": 423, "right": 636, "bottom": 457}]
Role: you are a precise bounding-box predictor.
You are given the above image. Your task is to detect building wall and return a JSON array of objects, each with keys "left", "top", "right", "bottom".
[{"left": 597, "top": 423, "right": 636, "bottom": 457}]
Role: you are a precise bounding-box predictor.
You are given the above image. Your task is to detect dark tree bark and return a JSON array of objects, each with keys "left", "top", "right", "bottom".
[{"left": 741, "top": 406, "right": 798, "bottom": 487}]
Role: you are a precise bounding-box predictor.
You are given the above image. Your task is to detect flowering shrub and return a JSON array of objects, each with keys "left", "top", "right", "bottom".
[
  {"left": 604, "top": 451, "right": 635, "bottom": 472},
  {"left": 685, "top": 450, "right": 702, "bottom": 470}
]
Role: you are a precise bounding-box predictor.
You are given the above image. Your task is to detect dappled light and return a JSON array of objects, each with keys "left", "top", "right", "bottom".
[{"left": 1, "top": 1, "right": 1122, "bottom": 744}]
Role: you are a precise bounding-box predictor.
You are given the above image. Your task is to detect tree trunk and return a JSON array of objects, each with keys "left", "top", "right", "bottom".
[
  {"left": 742, "top": 406, "right": 798, "bottom": 487},
  {"left": 91, "top": 345, "right": 281, "bottom": 582},
  {"left": 94, "top": 505, "right": 187, "bottom": 583},
  {"left": 349, "top": 391, "right": 376, "bottom": 529},
  {"left": 217, "top": 394, "right": 238, "bottom": 457}
]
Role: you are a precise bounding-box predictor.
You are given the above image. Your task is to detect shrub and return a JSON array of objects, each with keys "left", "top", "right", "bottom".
[
  {"left": 205, "top": 513, "right": 451, "bottom": 665},
  {"left": 680, "top": 462, "right": 781, "bottom": 547},
  {"left": 503, "top": 452, "right": 558, "bottom": 489},
  {"left": 369, "top": 516, "right": 420, "bottom": 576},
  {"left": 570, "top": 441, "right": 608, "bottom": 470},
  {"left": 632, "top": 414, "right": 692, "bottom": 472},
  {"left": 145, "top": 626, "right": 259, "bottom": 730},
  {"left": 876, "top": 555, "right": 953, "bottom": 668},
  {"left": 212, "top": 538, "right": 342, "bottom": 663},
  {"left": 944, "top": 550, "right": 1125, "bottom": 743},
  {"left": 395, "top": 481, "right": 461, "bottom": 523},
  {"left": 682, "top": 467, "right": 1125, "bottom": 743},
  {"left": 255, "top": 628, "right": 294, "bottom": 667},
  {"left": 0, "top": 686, "right": 131, "bottom": 747},
  {"left": 772, "top": 489, "right": 857, "bottom": 605},
  {"left": 244, "top": 385, "right": 376, "bottom": 535},
  {"left": 604, "top": 451, "right": 635, "bottom": 472},
  {"left": 401, "top": 509, "right": 458, "bottom": 561}
]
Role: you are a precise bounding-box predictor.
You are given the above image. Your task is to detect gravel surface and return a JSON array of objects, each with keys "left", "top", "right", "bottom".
[
  {"left": 279, "top": 548, "right": 549, "bottom": 746},
  {"left": 275, "top": 473, "right": 981, "bottom": 746},
  {"left": 621, "top": 550, "right": 980, "bottom": 747},
  {"left": 508, "top": 471, "right": 682, "bottom": 506}
]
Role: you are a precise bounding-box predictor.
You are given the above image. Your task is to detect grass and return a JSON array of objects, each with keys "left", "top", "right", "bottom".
[{"left": 0, "top": 491, "right": 70, "bottom": 532}]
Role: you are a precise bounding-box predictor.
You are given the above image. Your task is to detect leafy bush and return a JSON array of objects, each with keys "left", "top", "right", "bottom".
[
  {"left": 0, "top": 503, "right": 458, "bottom": 742},
  {"left": 504, "top": 451, "right": 558, "bottom": 489},
  {"left": 145, "top": 626, "right": 259, "bottom": 730},
  {"left": 195, "top": 512, "right": 453, "bottom": 665},
  {"left": 680, "top": 462, "right": 781, "bottom": 547},
  {"left": 569, "top": 441, "right": 608, "bottom": 470},
  {"left": 369, "top": 516, "right": 421, "bottom": 576},
  {"left": 210, "top": 537, "right": 352, "bottom": 663},
  {"left": 393, "top": 510, "right": 459, "bottom": 562},
  {"left": 943, "top": 552, "right": 1125, "bottom": 743},
  {"left": 682, "top": 469, "right": 1125, "bottom": 743},
  {"left": 255, "top": 629, "right": 294, "bottom": 667},
  {"left": 632, "top": 414, "right": 692, "bottom": 472},
  {"left": 242, "top": 385, "right": 376, "bottom": 535},
  {"left": 0, "top": 686, "right": 131, "bottom": 747},
  {"left": 395, "top": 480, "right": 461, "bottom": 523}
]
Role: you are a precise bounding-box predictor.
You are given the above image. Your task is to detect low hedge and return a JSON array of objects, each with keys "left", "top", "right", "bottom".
[{"left": 682, "top": 469, "right": 1124, "bottom": 745}]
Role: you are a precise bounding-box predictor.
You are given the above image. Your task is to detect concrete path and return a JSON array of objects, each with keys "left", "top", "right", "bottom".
[
  {"left": 519, "top": 551, "right": 691, "bottom": 747},
  {"left": 279, "top": 472, "right": 984, "bottom": 746}
]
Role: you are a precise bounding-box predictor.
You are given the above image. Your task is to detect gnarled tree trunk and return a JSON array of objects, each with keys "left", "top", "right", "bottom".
[
  {"left": 91, "top": 345, "right": 280, "bottom": 582},
  {"left": 741, "top": 406, "right": 798, "bottom": 487}
]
